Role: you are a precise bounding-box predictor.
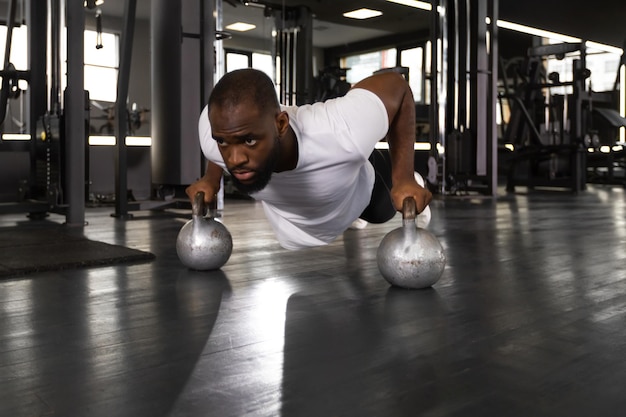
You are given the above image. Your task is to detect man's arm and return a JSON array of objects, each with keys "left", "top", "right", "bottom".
[
  {"left": 352, "top": 72, "right": 432, "bottom": 213},
  {"left": 185, "top": 160, "right": 224, "bottom": 206}
]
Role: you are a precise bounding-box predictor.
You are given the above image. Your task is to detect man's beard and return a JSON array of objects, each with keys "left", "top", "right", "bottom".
[{"left": 228, "top": 138, "right": 280, "bottom": 195}]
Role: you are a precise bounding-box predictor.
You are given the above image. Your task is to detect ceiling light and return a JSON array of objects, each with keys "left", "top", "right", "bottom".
[
  {"left": 343, "top": 8, "right": 383, "bottom": 20},
  {"left": 225, "top": 22, "right": 256, "bottom": 32},
  {"left": 386, "top": 0, "right": 432, "bottom": 11},
  {"left": 585, "top": 41, "right": 623, "bottom": 55},
  {"left": 496, "top": 20, "right": 580, "bottom": 44}
]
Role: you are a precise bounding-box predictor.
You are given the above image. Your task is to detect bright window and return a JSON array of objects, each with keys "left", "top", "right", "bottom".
[
  {"left": 400, "top": 46, "right": 424, "bottom": 102},
  {"left": 341, "top": 49, "right": 397, "bottom": 84},
  {"left": 225, "top": 50, "right": 274, "bottom": 81},
  {"left": 545, "top": 42, "right": 621, "bottom": 95},
  {"left": 226, "top": 51, "right": 250, "bottom": 72},
  {"left": 0, "top": 25, "right": 28, "bottom": 70},
  {"left": 252, "top": 52, "right": 273, "bottom": 79},
  {"left": 0, "top": 25, "right": 28, "bottom": 133},
  {"left": 84, "top": 30, "right": 119, "bottom": 102}
]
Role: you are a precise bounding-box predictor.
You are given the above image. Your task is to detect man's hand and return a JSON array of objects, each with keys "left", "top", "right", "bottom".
[
  {"left": 185, "top": 177, "right": 219, "bottom": 208},
  {"left": 390, "top": 177, "right": 432, "bottom": 214},
  {"left": 186, "top": 161, "right": 224, "bottom": 208}
]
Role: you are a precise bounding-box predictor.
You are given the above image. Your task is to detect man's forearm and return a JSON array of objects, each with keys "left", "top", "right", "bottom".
[
  {"left": 387, "top": 84, "right": 417, "bottom": 186},
  {"left": 353, "top": 72, "right": 418, "bottom": 186},
  {"left": 352, "top": 72, "right": 430, "bottom": 211}
]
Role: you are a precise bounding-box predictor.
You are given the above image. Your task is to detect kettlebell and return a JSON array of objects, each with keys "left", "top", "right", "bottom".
[
  {"left": 176, "top": 191, "right": 233, "bottom": 270},
  {"left": 376, "top": 197, "right": 446, "bottom": 289}
]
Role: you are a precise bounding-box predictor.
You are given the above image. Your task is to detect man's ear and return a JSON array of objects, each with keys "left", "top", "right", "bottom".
[{"left": 275, "top": 111, "right": 290, "bottom": 137}]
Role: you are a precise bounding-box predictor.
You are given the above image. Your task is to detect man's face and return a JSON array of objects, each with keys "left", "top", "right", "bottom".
[{"left": 209, "top": 101, "right": 281, "bottom": 194}]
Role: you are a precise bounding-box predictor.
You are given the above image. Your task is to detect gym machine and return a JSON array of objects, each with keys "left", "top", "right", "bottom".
[
  {"left": 0, "top": 0, "right": 230, "bottom": 221},
  {"left": 428, "top": 0, "right": 499, "bottom": 196},
  {"left": 502, "top": 42, "right": 589, "bottom": 192},
  {"left": 585, "top": 45, "right": 626, "bottom": 186},
  {"left": 270, "top": 4, "right": 314, "bottom": 105},
  {"left": 502, "top": 42, "right": 626, "bottom": 191},
  {"left": 0, "top": 0, "right": 87, "bottom": 225}
]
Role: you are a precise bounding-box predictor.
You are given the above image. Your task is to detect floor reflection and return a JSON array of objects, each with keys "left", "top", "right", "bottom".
[
  {"left": 280, "top": 287, "right": 447, "bottom": 417},
  {"left": 3, "top": 268, "right": 229, "bottom": 417}
]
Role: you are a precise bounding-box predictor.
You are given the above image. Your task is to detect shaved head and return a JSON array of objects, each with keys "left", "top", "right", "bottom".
[{"left": 208, "top": 68, "right": 280, "bottom": 115}]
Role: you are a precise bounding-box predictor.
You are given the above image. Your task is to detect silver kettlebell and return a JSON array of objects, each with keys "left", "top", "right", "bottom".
[
  {"left": 176, "top": 191, "right": 233, "bottom": 270},
  {"left": 377, "top": 197, "right": 446, "bottom": 289}
]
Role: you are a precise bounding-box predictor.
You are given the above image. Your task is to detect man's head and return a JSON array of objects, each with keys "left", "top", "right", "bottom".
[{"left": 208, "top": 69, "right": 288, "bottom": 194}]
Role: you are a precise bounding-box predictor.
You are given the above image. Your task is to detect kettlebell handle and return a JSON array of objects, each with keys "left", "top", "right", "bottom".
[
  {"left": 192, "top": 191, "right": 206, "bottom": 217},
  {"left": 402, "top": 197, "right": 417, "bottom": 221},
  {"left": 192, "top": 191, "right": 218, "bottom": 217}
]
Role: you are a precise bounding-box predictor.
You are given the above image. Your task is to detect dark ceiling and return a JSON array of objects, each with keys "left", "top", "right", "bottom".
[
  {"left": 34, "top": 0, "right": 626, "bottom": 50},
  {"left": 268, "top": 0, "right": 626, "bottom": 48},
  {"left": 498, "top": 1, "right": 626, "bottom": 49}
]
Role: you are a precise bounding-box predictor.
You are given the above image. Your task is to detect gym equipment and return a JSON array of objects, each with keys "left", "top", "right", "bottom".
[
  {"left": 502, "top": 43, "right": 589, "bottom": 192},
  {"left": 271, "top": 5, "right": 314, "bottom": 106},
  {"left": 176, "top": 191, "right": 233, "bottom": 270},
  {"left": 0, "top": 0, "right": 88, "bottom": 222},
  {"left": 429, "top": 0, "right": 499, "bottom": 196},
  {"left": 377, "top": 197, "right": 446, "bottom": 289},
  {"left": 502, "top": 42, "right": 626, "bottom": 190}
]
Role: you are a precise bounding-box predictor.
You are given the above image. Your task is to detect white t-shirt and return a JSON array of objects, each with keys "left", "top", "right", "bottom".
[{"left": 198, "top": 88, "right": 389, "bottom": 250}]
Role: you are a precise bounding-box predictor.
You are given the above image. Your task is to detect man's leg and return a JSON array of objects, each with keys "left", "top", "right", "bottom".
[
  {"left": 359, "top": 150, "right": 396, "bottom": 224},
  {"left": 358, "top": 149, "right": 431, "bottom": 226}
]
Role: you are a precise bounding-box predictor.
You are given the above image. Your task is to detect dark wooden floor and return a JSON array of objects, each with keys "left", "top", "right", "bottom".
[{"left": 1, "top": 185, "right": 626, "bottom": 417}]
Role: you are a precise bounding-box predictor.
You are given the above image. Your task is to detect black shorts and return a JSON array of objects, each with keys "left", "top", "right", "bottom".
[{"left": 359, "top": 150, "right": 397, "bottom": 224}]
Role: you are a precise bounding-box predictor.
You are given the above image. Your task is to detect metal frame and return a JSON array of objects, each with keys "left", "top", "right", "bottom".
[{"left": 432, "top": 0, "right": 498, "bottom": 196}]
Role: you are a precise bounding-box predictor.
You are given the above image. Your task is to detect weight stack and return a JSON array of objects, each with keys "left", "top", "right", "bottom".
[{"left": 34, "top": 114, "right": 63, "bottom": 205}]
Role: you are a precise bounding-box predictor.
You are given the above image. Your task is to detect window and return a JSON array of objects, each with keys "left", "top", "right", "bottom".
[
  {"left": 84, "top": 30, "right": 119, "bottom": 102},
  {"left": 226, "top": 50, "right": 250, "bottom": 72},
  {"left": 0, "top": 25, "right": 28, "bottom": 92},
  {"left": 339, "top": 47, "right": 430, "bottom": 102},
  {"left": 0, "top": 25, "right": 28, "bottom": 72},
  {"left": 341, "top": 49, "right": 397, "bottom": 84},
  {"left": 252, "top": 52, "right": 273, "bottom": 79},
  {"left": 400, "top": 46, "right": 424, "bottom": 102},
  {"left": 544, "top": 42, "right": 621, "bottom": 95},
  {"left": 225, "top": 49, "right": 274, "bottom": 80},
  {"left": 0, "top": 25, "right": 28, "bottom": 133}
]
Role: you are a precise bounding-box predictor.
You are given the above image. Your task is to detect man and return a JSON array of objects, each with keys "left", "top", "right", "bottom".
[{"left": 186, "top": 68, "right": 432, "bottom": 250}]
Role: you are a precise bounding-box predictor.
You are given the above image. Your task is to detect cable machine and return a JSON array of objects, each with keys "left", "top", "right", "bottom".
[
  {"left": 429, "top": 0, "right": 499, "bottom": 196},
  {"left": 0, "top": 0, "right": 87, "bottom": 225},
  {"left": 271, "top": 4, "right": 314, "bottom": 106}
]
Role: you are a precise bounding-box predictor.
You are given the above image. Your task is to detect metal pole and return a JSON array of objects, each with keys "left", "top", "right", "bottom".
[
  {"left": 214, "top": 0, "right": 225, "bottom": 214},
  {"left": 26, "top": 0, "right": 48, "bottom": 192},
  {"left": 487, "top": 0, "right": 498, "bottom": 195},
  {"left": 431, "top": 0, "right": 449, "bottom": 193},
  {"left": 49, "top": 0, "right": 62, "bottom": 115},
  {"left": 64, "top": 0, "right": 85, "bottom": 226},
  {"left": 202, "top": 0, "right": 216, "bottom": 107},
  {"left": 150, "top": 0, "right": 181, "bottom": 188},
  {"left": 215, "top": 0, "right": 224, "bottom": 81},
  {"left": 295, "top": 6, "right": 313, "bottom": 105},
  {"left": 113, "top": 0, "right": 137, "bottom": 218},
  {"left": 201, "top": 0, "right": 216, "bottom": 186}
]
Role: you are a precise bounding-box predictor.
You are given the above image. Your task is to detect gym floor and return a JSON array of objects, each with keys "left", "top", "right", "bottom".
[{"left": 1, "top": 185, "right": 626, "bottom": 417}]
